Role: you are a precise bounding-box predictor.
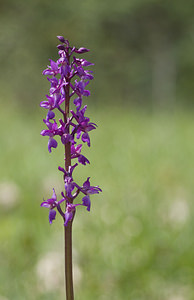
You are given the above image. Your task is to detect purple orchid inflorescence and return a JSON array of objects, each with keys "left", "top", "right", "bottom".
[{"left": 40, "top": 36, "right": 102, "bottom": 226}]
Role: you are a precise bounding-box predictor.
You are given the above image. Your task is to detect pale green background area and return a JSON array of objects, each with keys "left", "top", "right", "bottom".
[
  {"left": 0, "top": 105, "right": 194, "bottom": 300},
  {"left": 0, "top": 0, "right": 194, "bottom": 299}
]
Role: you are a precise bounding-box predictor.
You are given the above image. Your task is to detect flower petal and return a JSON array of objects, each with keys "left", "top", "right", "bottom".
[
  {"left": 74, "top": 47, "right": 89, "bottom": 54},
  {"left": 40, "top": 201, "right": 51, "bottom": 208},
  {"left": 49, "top": 209, "right": 56, "bottom": 224},
  {"left": 64, "top": 211, "right": 73, "bottom": 226},
  {"left": 82, "top": 132, "right": 90, "bottom": 147},
  {"left": 48, "top": 138, "right": 58, "bottom": 153},
  {"left": 83, "top": 177, "right": 90, "bottom": 189},
  {"left": 82, "top": 195, "right": 91, "bottom": 211}
]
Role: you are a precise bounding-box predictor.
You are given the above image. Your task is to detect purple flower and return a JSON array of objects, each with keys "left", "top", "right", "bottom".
[
  {"left": 72, "top": 80, "right": 90, "bottom": 97},
  {"left": 73, "top": 178, "right": 102, "bottom": 211},
  {"left": 40, "top": 95, "right": 55, "bottom": 109},
  {"left": 73, "top": 64, "right": 94, "bottom": 81},
  {"left": 70, "top": 143, "right": 90, "bottom": 165},
  {"left": 57, "top": 55, "right": 71, "bottom": 77},
  {"left": 71, "top": 105, "right": 88, "bottom": 122},
  {"left": 41, "top": 188, "right": 65, "bottom": 224},
  {"left": 64, "top": 201, "right": 81, "bottom": 226},
  {"left": 81, "top": 196, "right": 91, "bottom": 211},
  {"left": 57, "top": 36, "right": 66, "bottom": 43},
  {"left": 57, "top": 36, "right": 69, "bottom": 48},
  {"left": 71, "top": 106, "right": 97, "bottom": 147},
  {"left": 41, "top": 188, "right": 57, "bottom": 209},
  {"left": 40, "top": 36, "right": 102, "bottom": 227},
  {"left": 80, "top": 177, "right": 102, "bottom": 211},
  {"left": 77, "top": 120, "right": 97, "bottom": 147},
  {"left": 81, "top": 177, "right": 102, "bottom": 195},
  {"left": 59, "top": 119, "right": 74, "bottom": 145},
  {"left": 42, "top": 59, "right": 60, "bottom": 76},
  {"left": 41, "top": 119, "right": 59, "bottom": 152},
  {"left": 73, "top": 97, "right": 82, "bottom": 110},
  {"left": 48, "top": 77, "right": 67, "bottom": 95},
  {"left": 73, "top": 57, "right": 94, "bottom": 67},
  {"left": 47, "top": 138, "right": 57, "bottom": 153},
  {"left": 58, "top": 164, "right": 78, "bottom": 198},
  {"left": 49, "top": 210, "right": 56, "bottom": 224},
  {"left": 74, "top": 47, "right": 89, "bottom": 54},
  {"left": 40, "top": 93, "right": 65, "bottom": 110},
  {"left": 46, "top": 110, "right": 55, "bottom": 120}
]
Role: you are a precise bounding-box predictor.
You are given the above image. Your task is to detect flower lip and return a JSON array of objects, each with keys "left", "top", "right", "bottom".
[
  {"left": 49, "top": 209, "right": 56, "bottom": 224},
  {"left": 82, "top": 195, "right": 91, "bottom": 211}
]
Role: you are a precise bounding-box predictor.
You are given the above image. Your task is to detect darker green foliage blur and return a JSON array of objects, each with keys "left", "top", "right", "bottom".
[{"left": 0, "top": 0, "right": 194, "bottom": 111}]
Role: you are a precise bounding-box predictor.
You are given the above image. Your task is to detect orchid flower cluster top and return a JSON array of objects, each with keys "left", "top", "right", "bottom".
[{"left": 40, "top": 36, "right": 102, "bottom": 226}]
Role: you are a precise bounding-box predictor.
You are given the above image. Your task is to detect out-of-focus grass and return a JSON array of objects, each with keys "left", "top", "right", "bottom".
[{"left": 0, "top": 103, "right": 194, "bottom": 300}]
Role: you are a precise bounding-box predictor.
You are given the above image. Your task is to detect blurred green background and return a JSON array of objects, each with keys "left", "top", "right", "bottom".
[{"left": 0, "top": 0, "right": 194, "bottom": 299}]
